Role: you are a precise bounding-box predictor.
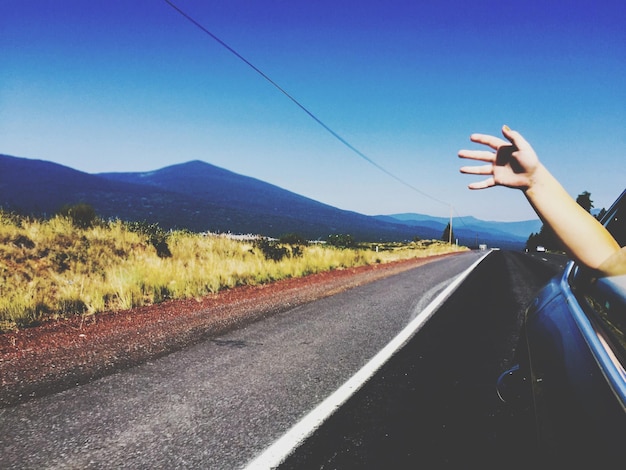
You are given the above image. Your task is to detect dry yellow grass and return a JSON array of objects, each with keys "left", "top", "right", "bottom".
[{"left": 0, "top": 212, "right": 467, "bottom": 330}]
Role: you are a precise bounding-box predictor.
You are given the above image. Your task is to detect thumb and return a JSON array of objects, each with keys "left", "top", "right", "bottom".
[{"left": 501, "top": 125, "right": 532, "bottom": 151}]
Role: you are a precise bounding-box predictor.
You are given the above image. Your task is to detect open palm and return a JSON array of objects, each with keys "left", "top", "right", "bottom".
[{"left": 458, "top": 126, "right": 540, "bottom": 191}]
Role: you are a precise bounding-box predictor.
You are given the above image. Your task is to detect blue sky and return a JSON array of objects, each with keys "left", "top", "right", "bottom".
[{"left": 2, "top": 0, "right": 625, "bottom": 222}]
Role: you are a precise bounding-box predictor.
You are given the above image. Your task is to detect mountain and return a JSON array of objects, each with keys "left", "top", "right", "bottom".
[
  {"left": 97, "top": 160, "right": 445, "bottom": 240},
  {"left": 0, "top": 155, "right": 427, "bottom": 241},
  {"left": 0, "top": 154, "right": 538, "bottom": 247},
  {"left": 376, "top": 213, "right": 542, "bottom": 250}
]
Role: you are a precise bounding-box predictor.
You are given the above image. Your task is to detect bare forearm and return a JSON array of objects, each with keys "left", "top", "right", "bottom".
[
  {"left": 459, "top": 126, "right": 620, "bottom": 271},
  {"left": 524, "top": 164, "right": 619, "bottom": 270}
]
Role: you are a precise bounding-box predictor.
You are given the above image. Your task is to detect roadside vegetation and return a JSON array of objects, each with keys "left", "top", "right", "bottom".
[
  {"left": 0, "top": 206, "right": 467, "bottom": 331},
  {"left": 525, "top": 190, "right": 602, "bottom": 252}
]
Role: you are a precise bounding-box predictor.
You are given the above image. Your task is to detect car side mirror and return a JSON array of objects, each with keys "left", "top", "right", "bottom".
[{"left": 496, "top": 364, "right": 532, "bottom": 406}]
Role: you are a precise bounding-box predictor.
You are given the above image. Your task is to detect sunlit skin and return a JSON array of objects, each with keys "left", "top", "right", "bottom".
[{"left": 458, "top": 125, "right": 621, "bottom": 273}]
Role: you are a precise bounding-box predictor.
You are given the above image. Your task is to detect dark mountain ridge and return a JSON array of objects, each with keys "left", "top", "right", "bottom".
[
  {"left": 381, "top": 213, "right": 541, "bottom": 239},
  {"left": 376, "top": 213, "right": 542, "bottom": 249},
  {"left": 0, "top": 154, "right": 536, "bottom": 247}
]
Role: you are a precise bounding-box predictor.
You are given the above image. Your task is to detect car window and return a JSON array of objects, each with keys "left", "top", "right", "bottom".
[
  {"left": 601, "top": 189, "right": 626, "bottom": 247},
  {"left": 580, "top": 275, "right": 626, "bottom": 366},
  {"left": 570, "top": 190, "right": 626, "bottom": 365}
]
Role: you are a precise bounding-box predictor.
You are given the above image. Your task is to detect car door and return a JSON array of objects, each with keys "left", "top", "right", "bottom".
[{"left": 524, "top": 189, "right": 626, "bottom": 464}]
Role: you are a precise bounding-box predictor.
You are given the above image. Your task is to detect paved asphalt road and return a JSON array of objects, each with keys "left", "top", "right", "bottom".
[
  {"left": 279, "top": 250, "right": 564, "bottom": 469},
  {"left": 1, "top": 251, "right": 488, "bottom": 469}
]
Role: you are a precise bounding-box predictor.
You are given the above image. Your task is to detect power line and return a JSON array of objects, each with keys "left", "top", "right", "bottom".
[{"left": 163, "top": 0, "right": 450, "bottom": 207}]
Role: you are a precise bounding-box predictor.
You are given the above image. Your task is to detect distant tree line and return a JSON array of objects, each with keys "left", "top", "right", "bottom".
[{"left": 525, "top": 191, "right": 604, "bottom": 252}]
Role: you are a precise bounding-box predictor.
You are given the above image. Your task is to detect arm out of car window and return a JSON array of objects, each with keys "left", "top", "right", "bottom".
[{"left": 459, "top": 125, "right": 622, "bottom": 274}]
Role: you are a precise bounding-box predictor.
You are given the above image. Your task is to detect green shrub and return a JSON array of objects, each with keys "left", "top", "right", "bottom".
[
  {"left": 256, "top": 239, "right": 288, "bottom": 261},
  {"left": 327, "top": 233, "right": 356, "bottom": 249},
  {"left": 125, "top": 221, "right": 172, "bottom": 258},
  {"left": 279, "top": 233, "right": 309, "bottom": 246},
  {"left": 58, "top": 203, "right": 97, "bottom": 229}
]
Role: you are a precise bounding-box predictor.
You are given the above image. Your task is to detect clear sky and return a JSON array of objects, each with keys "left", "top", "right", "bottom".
[{"left": 2, "top": 0, "right": 625, "bottom": 222}]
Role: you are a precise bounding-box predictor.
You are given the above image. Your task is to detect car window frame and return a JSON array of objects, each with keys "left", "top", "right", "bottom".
[{"left": 567, "top": 189, "right": 626, "bottom": 406}]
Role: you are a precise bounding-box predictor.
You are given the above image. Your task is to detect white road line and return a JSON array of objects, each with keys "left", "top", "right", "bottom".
[
  {"left": 408, "top": 277, "right": 455, "bottom": 323},
  {"left": 243, "top": 251, "right": 490, "bottom": 469}
]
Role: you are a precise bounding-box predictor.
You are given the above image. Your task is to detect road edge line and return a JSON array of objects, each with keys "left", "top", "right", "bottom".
[{"left": 244, "top": 251, "right": 491, "bottom": 469}]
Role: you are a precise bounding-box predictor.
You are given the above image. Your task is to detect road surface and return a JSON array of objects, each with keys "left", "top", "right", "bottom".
[
  {"left": 278, "top": 250, "right": 564, "bottom": 469},
  {"left": 1, "top": 250, "right": 561, "bottom": 469}
]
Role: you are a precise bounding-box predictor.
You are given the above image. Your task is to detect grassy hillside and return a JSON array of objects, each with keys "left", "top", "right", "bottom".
[{"left": 0, "top": 211, "right": 467, "bottom": 331}]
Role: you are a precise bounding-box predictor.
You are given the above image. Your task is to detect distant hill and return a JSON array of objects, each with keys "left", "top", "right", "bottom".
[
  {"left": 0, "top": 154, "right": 539, "bottom": 247},
  {"left": 0, "top": 155, "right": 427, "bottom": 241},
  {"left": 376, "top": 213, "right": 541, "bottom": 250}
]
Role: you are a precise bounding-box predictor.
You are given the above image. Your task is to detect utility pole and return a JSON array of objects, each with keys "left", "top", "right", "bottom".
[{"left": 449, "top": 205, "right": 453, "bottom": 245}]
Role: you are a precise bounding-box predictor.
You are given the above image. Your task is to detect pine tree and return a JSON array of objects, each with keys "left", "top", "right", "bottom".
[
  {"left": 576, "top": 191, "right": 593, "bottom": 213},
  {"left": 441, "top": 222, "right": 455, "bottom": 244}
]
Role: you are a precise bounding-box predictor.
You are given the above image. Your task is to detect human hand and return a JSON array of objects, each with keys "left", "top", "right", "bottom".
[{"left": 458, "top": 125, "right": 541, "bottom": 191}]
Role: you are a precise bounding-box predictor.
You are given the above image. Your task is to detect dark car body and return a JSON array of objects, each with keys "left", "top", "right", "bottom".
[{"left": 499, "top": 189, "right": 626, "bottom": 465}]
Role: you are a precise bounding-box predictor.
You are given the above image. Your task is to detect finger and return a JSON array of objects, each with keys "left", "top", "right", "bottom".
[
  {"left": 469, "top": 133, "right": 509, "bottom": 150},
  {"left": 458, "top": 149, "right": 496, "bottom": 162},
  {"left": 468, "top": 177, "right": 496, "bottom": 190},
  {"left": 460, "top": 164, "right": 493, "bottom": 175},
  {"left": 501, "top": 125, "right": 533, "bottom": 151}
]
